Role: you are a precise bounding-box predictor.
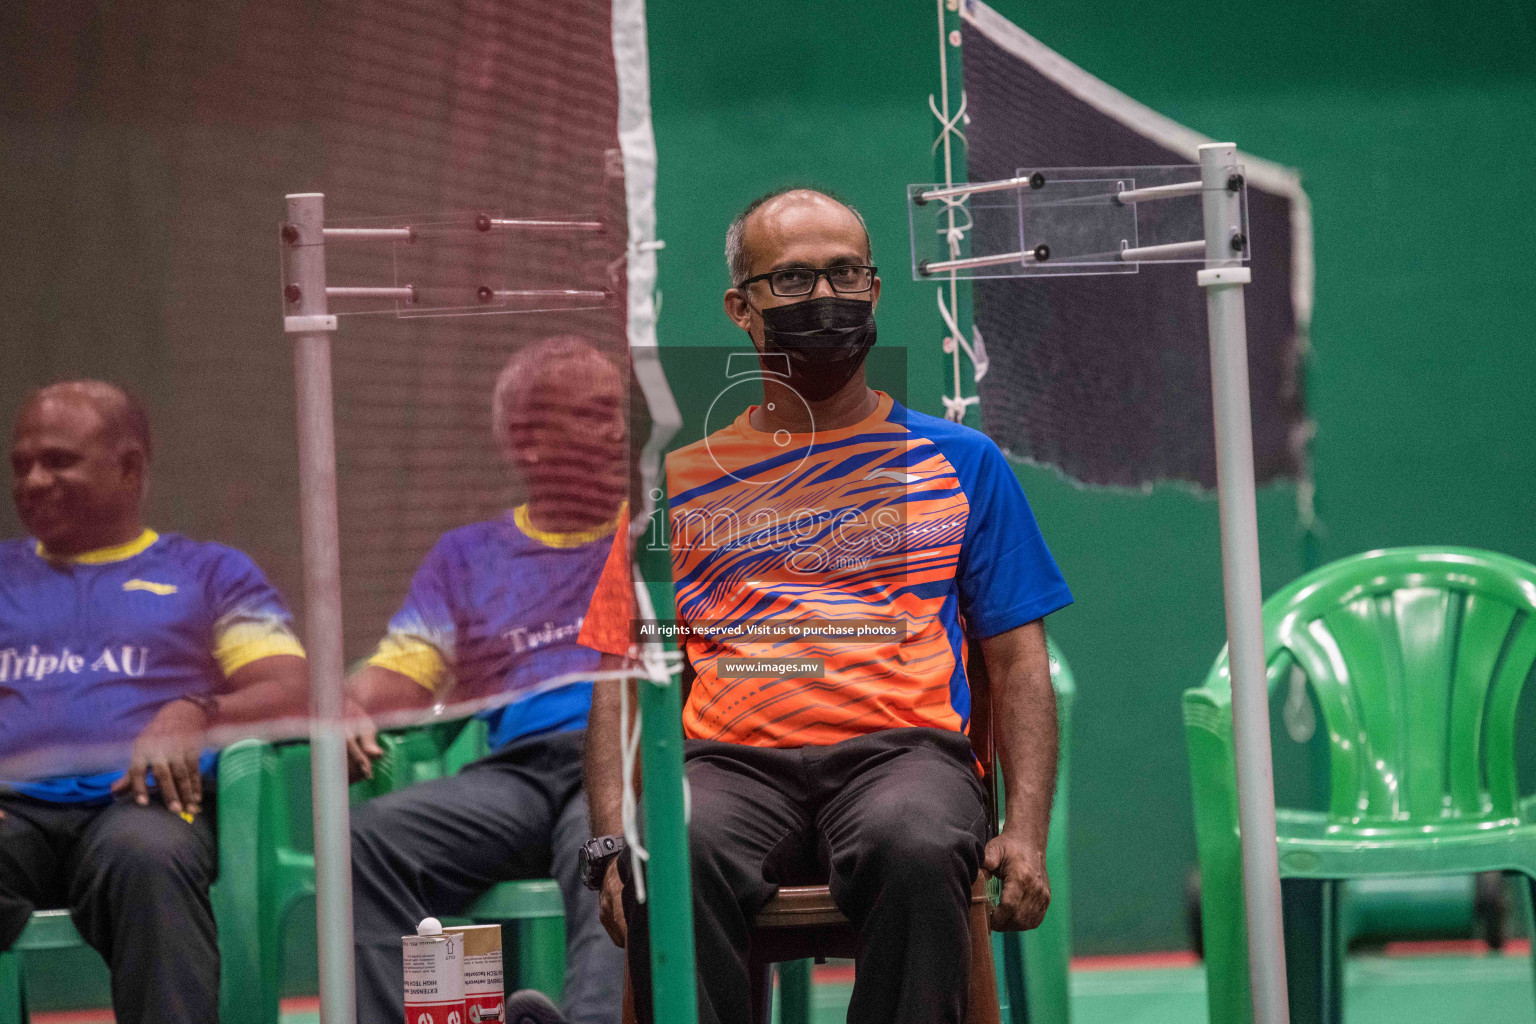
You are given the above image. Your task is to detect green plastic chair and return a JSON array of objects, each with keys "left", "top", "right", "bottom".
[
  {"left": 774, "top": 636, "right": 1077, "bottom": 1024},
  {"left": 1184, "top": 547, "right": 1536, "bottom": 1024},
  {"left": 0, "top": 738, "right": 315, "bottom": 1024},
  {"left": 993, "top": 636, "right": 1076, "bottom": 1024},
  {"left": 351, "top": 717, "right": 569, "bottom": 1000}
]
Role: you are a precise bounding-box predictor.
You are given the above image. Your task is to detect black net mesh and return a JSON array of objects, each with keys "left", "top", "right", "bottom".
[
  {"left": 960, "top": 21, "right": 1307, "bottom": 489},
  {"left": 0, "top": 0, "right": 646, "bottom": 793},
  {"left": 0, "top": 0, "right": 635, "bottom": 661}
]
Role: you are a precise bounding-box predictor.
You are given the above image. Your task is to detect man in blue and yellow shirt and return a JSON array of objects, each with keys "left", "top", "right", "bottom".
[
  {"left": 345, "top": 337, "right": 627, "bottom": 1024},
  {"left": 0, "top": 381, "right": 308, "bottom": 1024}
]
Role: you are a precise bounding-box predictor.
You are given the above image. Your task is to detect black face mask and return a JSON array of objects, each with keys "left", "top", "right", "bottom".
[{"left": 756, "top": 296, "right": 877, "bottom": 402}]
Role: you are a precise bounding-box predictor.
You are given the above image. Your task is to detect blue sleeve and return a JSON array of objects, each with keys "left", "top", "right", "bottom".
[
  {"left": 206, "top": 546, "right": 295, "bottom": 622},
  {"left": 953, "top": 442, "right": 1073, "bottom": 639},
  {"left": 205, "top": 547, "right": 305, "bottom": 676},
  {"left": 382, "top": 535, "right": 462, "bottom": 663}
]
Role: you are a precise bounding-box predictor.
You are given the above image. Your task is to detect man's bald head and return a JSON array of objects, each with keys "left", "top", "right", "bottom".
[
  {"left": 491, "top": 336, "right": 622, "bottom": 451},
  {"left": 491, "top": 336, "right": 629, "bottom": 530},
  {"left": 18, "top": 381, "right": 152, "bottom": 463},
  {"left": 725, "top": 188, "right": 872, "bottom": 285},
  {"left": 11, "top": 380, "right": 153, "bottom": 555}
]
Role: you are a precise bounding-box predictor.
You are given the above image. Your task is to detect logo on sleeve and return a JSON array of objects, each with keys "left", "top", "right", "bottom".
[
  {"left": 124, "top": 579, "right": 179, "bottom": 596},
  {"left": 865, "top": 469, "right": 924, "bottom": 485}
]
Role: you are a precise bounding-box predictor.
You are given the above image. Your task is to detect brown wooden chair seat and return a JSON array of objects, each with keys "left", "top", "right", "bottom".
[
  {"left": 746, "top": 874, "right": 1001, "bottom": 1024},
  {"left": 621, "top": 875, "right": 1000, "bottom": 1024}
]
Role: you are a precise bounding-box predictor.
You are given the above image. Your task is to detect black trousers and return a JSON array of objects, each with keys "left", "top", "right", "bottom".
[
  {"left": 350, "top": 728, "right": 624, "bottom": 1024},
  {"left": 623, "top": 728, "right": 988, "bottom": 1024},
  {"left": 0, "top": 789, "right": 219, "bottom": 1024}
]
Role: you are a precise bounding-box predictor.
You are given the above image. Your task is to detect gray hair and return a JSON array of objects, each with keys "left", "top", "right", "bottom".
[
  {"left": 491, "top": 335, "right": 614, "bottom": 448},
  {"left": 724, "top": 187, "right": 872, "bottom": 286}
]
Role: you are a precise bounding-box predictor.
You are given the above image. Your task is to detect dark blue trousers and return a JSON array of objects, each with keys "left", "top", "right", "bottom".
[
  {"left": 0, "top": 789, "right": 219, "bottom": 1024},
  {"left": 350, "top": 728, "right": 624, "bottom": 1024}
]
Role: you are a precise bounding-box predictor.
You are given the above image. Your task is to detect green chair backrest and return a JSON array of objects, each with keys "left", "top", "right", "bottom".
[
  {"left": 353, "top": 715, "right": 492, "bottom": 801},
  {"left": 991, "top": 634, "right": 1075, "bottom": 817},
  {"left": 1046, "top": 635, "right": 1075, "bottom": 711},
  {"left": 1199, "top": 547, "right": 1536, "bottom": 827}
]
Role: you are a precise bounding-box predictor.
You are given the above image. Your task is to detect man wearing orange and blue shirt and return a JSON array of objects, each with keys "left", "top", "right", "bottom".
[
  {"left": 580, "top": 190, "right": 1072, "bottom": 1024},
  {"left": 0, "top": 381, "right": 308, "bottom": 1024}
]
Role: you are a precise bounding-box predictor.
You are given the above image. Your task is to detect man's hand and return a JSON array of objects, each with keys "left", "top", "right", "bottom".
[
  {"left": 111, "top": 697, "right": 209, "bottom": 816},
  {"left": 983, "top": 825, "right": 1051, "bottom": 931},
  {"left": 343, "top": 696, "right": 384, "bottom": 783},
  {"left": 345, "top": 665, "right": 433, "bottom": 782},
  {"left": 600, "top": 858, "right": 627, "bottom": 948},
  {"left": 978, "top": 619, "right": 1057, "bottom": 931}
]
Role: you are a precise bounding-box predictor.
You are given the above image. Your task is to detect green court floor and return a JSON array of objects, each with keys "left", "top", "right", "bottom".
[
  {"left": 777, "top": 950, "right": 1536, "bottom": 1024},
  {"left": 28, "top": 948, "right": 1536, "bottom": 1024},
  {"left": 1062, "top": 952, "right": 1535, "bottom": 1024}
]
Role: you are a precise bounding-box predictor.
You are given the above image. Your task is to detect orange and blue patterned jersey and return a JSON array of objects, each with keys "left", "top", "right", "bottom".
[
  {"left": 365, "top": 506, "right": 620, "bottom": 750},
  {"left": 0, "top": 529, "right": 305, "bottom": 803},
  {"left": 580, "top": 391, "right": 1071, "bottom": 748}
]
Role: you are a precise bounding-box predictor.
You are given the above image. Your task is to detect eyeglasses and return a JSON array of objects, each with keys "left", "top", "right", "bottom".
[{"left": 736, "top": 264, "right": 877, "bottom": 297}]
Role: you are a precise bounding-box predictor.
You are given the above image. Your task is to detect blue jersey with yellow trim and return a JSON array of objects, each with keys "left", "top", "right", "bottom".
[
  {"left": 366, "top": 507, "right": 613, "bottom": 750},
  {"left": 0, "top": 530, "right": 304, "bottom": 803}
]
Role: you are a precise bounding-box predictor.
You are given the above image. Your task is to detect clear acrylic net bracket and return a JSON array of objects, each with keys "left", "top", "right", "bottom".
[
  {"left": 280, "top": 206, "right": 616, "bottom": 322},
  {"left": 909, "top": 164, "right": 1250, "bottom": 279}
]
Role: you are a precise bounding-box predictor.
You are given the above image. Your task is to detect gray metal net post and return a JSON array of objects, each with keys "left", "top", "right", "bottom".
[
  {"left": 908, "top": 145, "right": 1291, "bottom": 1024},
  {"left": 281, "top": 192, "right": 358, "bottom": 1024},
  {"left": 1196, "top": 143, "right": 1291, "bottom": 1024}
]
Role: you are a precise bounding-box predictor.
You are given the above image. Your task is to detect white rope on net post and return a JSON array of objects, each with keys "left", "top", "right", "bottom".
[
  {"left": 618, "top": 666, "right": 649, "bottom": 902},
  {"left": 931, "top": 0, "right": 983, "bottom": 424},
  {"left": 928, "top": 91, "right": 968, "bottom": 158},
  {"left": 937, "top": 289, "right": 987, "bottom": 422}
]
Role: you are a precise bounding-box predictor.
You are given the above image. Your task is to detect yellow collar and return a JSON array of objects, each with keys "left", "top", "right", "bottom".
[
  {"left": 37, "top": 528, "right": 160, "bottom": 565},
  {"left": 513, "top": 505, "right": 621, "bottom": 549}
]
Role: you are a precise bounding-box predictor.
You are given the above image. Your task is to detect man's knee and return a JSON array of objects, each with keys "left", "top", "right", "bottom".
[
  {"left": 348, "top": 784, "right": 430, "bottom": 855},
  {"left": 348, "top": 797, "right": 417, "bottom": 887},
  {"left": 82, "top": 807, "right": 213, "bottom": 889},
  {"left": 683, "top": 778, "right": 749, "bottom": 882},
  {"left": 349, "top": 798, "right": 391, "bottom": 851},
  {"left": 851, "top": 797, "right": 980, "bottom": 890},
  {"left": 682, "top": 790, "right": 783, "bottom": 924}
]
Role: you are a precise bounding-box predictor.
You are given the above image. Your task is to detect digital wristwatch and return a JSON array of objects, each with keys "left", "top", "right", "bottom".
[{"left": 578, "top": 834, "right": 627, "bottom": 890}]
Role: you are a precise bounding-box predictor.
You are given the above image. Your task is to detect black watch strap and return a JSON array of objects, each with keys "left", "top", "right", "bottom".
[
  {"left": 177, "top": 692, "right": 219, "bottom": 717},
  {"left": 579, "top": 834, "right": 627, "bottom": 890}
]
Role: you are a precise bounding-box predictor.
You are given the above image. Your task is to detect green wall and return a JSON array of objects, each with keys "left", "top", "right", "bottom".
[
  {"left": 0, "top": 2, "right": 1530, "bottom": 986},
  {"left": 644, "top": 0, "right": 1536, "bottom": 952}
]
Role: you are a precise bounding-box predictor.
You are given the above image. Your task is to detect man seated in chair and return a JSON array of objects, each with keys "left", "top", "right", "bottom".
[
  {"left": 0, "top": 381, "right": 309, "bottom": 1024},
  {"left": 345, "top": 336, "right": 630, "bottom": 1024},
  {"left": 579, "top": 189, "right": 1073, "bottom": 1024}
]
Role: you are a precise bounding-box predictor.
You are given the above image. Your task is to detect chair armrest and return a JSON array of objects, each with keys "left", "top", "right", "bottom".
[
  {"left": 215, "top": 738, "right": 271, "bottom": 890},
  {"left": 1183, "top": 687, "right": 1239, "bottom": 840},
  {"left": 1182, "top": 684, "right": 1253, "bottom": 1022},
  {"left": 13, "top": 910, "right": 82, "bottom": 951},
  {"left": 212, "top": 739, "right": 279, "bottom": 1024}
]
